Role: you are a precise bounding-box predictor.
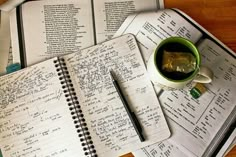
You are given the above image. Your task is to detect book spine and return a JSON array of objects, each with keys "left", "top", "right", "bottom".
[
  {"left": 16, "top": 5, "right": 27, "bottom": 67},
  {"left": 54, "top": 57, "right": 97, "bottom": 157}
]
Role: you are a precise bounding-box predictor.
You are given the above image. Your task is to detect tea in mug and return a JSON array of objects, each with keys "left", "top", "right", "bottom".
[{"left": 155, "top": 42, "right": 197, "bottom": 80}]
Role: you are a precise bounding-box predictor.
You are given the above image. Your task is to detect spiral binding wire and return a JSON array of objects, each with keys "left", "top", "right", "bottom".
[{"left": 54, "top": 57, "right": 97, "bottom": 157}]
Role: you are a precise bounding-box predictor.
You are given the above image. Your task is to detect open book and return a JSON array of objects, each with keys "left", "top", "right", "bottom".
[
  {"left": 0, "top": 34, "right": 170, "bottom": 157},
  {"left": 114, "top": 9, "right": 236, "bottom": 157},
  {"left": 9, "top": 0, "right": 163, "bottom": 67}
]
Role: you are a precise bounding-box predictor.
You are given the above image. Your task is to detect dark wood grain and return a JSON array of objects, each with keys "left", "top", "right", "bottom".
[
  {"left": 0, "top": 0, "right": 8, "bottom": 5},
  {"left": 164, "top": 0, "right": 236, "bottom": 53},
  {"left": 225, "top": 145, "right": 236, "bottom": 157}
]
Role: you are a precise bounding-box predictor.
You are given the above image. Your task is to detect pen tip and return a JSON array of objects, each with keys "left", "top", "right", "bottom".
[
  {"left": 109, "top": 70, "right": 114, "bottom": 77},
  {"left": 109, "top": 70, "right": 114, "bottom": 79}
]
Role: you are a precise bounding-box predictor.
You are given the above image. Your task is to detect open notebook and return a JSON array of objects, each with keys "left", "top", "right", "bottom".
[{"left": 0, "top": 34, "right": 170, "bottom": 157}]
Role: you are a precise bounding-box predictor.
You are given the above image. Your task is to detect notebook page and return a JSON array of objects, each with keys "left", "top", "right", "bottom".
[
  {"left": 63, "top": 34, "right": 171, "bottom": 156},
  {"left": 0, "top": 58, "right": 85, "bottom": 157}
]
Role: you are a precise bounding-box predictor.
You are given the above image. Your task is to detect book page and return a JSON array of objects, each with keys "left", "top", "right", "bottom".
[
  {"left": 114, "top": 9, "right": 203, "bottom": 63},
  {"left": 93, "top": 0, "right": 162, "bottom": 43},
  {"left": 19, "top": 0, "right": 95, "bottom": 66},
  {"left": 9, "top": 8, "right": 21, "bottom": 65},
  {"left": 133, "top": 140, "right": 188, "bottom": 157},
  {"left": 63, "top": 34, "right": 171, "bottom": 156},
  {"left": 158, "top": 39, "right": 236, "bottom": 156},
  {"left": 0, "top": 11, "right": 11, "bottom": 75},
  {"left": 0, "top": 58, "right": 85, "bottom": 156}
]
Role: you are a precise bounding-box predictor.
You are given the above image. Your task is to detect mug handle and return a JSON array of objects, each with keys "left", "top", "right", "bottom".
[{"left": 193, "top": 66, "right": 213, "bottom": 83}]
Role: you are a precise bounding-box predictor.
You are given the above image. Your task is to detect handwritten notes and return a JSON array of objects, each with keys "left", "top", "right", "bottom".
[
  {"left": 0, "top": 58, "right": 85, "bottom": 157},
  {"left": 63, "top": 34, "right": 170, "bottom": 156},
  {"left": 0, "top": 34, "right": 170, "bottom": 157}
]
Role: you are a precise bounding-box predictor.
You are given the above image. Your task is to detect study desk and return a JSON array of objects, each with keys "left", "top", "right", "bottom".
[
  {"left": 122, "top": 1, "right": 236, "bottom": 157},
  {"left": 0, "top": 0, "right": 235, "bottom": 156}
]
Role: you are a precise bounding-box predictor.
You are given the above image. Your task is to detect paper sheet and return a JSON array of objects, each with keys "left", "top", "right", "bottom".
[{"left": 0, "top": 11, "right": 10, "bottom": 75}]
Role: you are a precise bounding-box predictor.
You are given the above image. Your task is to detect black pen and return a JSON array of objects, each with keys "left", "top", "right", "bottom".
[{"left": 110, "top": 70, "right": 145, "bottom": 142}]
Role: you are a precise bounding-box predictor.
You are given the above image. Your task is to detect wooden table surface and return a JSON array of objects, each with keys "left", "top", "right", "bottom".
[
  {"left": 122, "top": 0, "right": 236, "bottom": 157},
  {"left": 0, "top": 0, "right": 7, "bottom": 5},
  {"left": 165, "top": 0, "right": 236, "bottom": 53}
]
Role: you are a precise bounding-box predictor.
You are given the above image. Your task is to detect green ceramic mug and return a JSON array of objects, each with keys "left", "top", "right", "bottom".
[{"left": 147, "top": 37, "right": 213, "bottom": 90}]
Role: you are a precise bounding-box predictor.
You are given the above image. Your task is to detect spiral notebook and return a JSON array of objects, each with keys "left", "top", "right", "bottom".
[{"left": 0, "top": 34, "right": 170, "bottom": 157}]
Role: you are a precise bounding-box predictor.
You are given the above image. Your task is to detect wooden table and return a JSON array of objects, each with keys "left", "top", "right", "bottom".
[
  {"left": 165, "top": 0, "right": 236, "bottom": 53},
  {"left": 122, "top": 0, "right": 236, "bottom": 157},
  {"left": 0, "top": 0, "right": 7, "bottom": 5}
]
